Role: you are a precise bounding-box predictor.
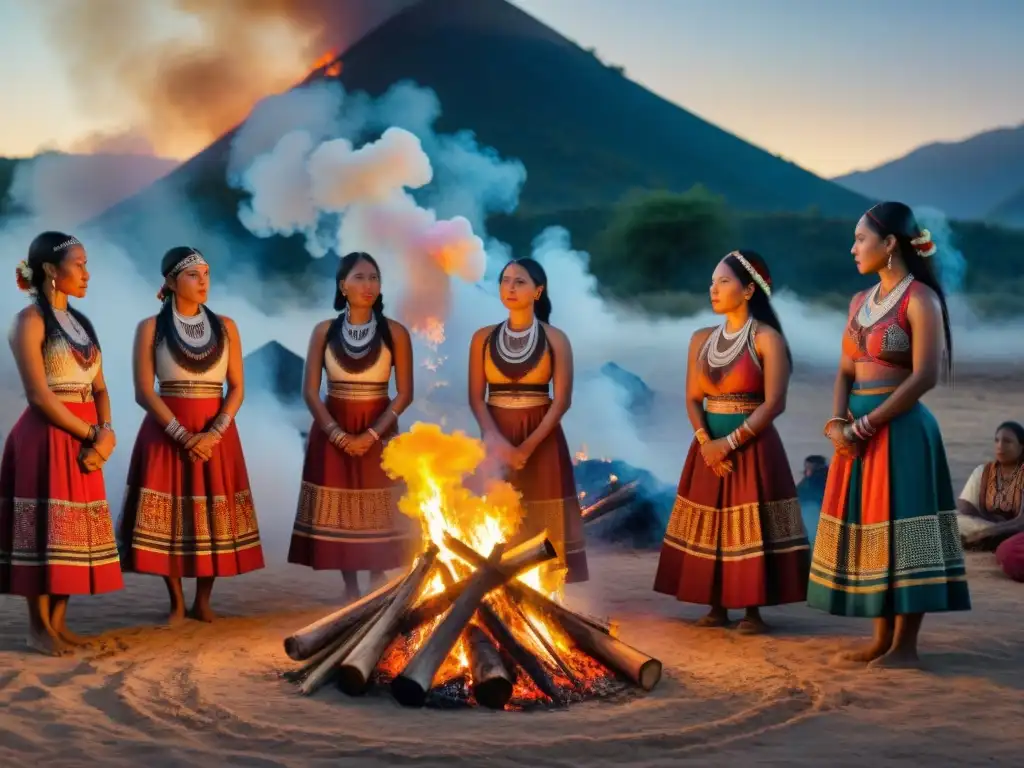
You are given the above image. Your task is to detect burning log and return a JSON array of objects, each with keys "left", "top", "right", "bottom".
[
  {"left": 399, "top": 532, "right": 556, "bottom": 631},
  {"left": 442, "top": 532, "right": 661, "bottom": 691},
  {"left": 442, "top": 533, "right": 613, "bottom": 636},
  {"left": 467, "top": 624, "right": 514, "bottom": 710},
  {"left": 392, "top": 544, "right": 510, "bottom": 707},
  {"left": 298, "top": 603, "right": 388, "bottom": 696},
  {"left": 477, "top": 601, "right": 561, "bottom": 704},
  {"left": 336, "top": 545, "right": 439, "bottom": 695},
  {"left": 581, "top": 479, "right": 641, "bottom": 525},
  {"left": 284, "top": 572, "right": 405, "bottom": 661},
  {"left": 513, "top": 602, "right": 581, "bottom": 691}
]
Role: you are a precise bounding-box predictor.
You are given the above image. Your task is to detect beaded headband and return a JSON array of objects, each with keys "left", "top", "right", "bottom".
[
  {"left": 727, "top": 251, "right": 772, "bottom": 297},
  {"left": 52, "top": 237, "right": 82, "bottom": 253},
  {"left": 167, "top": 250, "right": 208, "bottom": 278}
]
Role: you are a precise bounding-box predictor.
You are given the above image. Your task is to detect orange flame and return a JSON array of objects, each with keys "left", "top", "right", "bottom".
[{"left": 311, "top": 49, "right": 342, "bottom": 77}]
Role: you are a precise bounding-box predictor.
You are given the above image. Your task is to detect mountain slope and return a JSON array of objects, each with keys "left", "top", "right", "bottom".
[
  {"left": 988, "top": 186, "right": 1024, "bottom": 229},
  {"left": 86, "top": 0, "right": 869, "bottom": 287},
  {"left": 833, "top": 124, "right": 1024, "bottom": 221}
]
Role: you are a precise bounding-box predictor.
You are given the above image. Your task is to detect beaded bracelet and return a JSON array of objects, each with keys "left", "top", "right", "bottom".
[{"left": 165, "top": 418, "right": 193, "bottom": 445}]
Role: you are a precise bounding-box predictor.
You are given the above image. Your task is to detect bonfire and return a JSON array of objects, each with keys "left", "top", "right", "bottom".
[{"left": 282, "top": 422, "right": 662, "bottom": 710}]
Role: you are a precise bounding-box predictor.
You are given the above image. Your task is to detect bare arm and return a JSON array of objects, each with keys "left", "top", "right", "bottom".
[
  {"left": 10, "top": 307, "right": 94, "bottom": 441},
  {"left": 132, "top": 317, "right": 179, "bottom": 428},
  {"left": 685, "top": 328, "right": 713, "bottom": 435},
  {"left": 864, "top": 288, "right": 942, "bottom": 429},
  {"left": 216, "top": 317, "right": 245, "bottom": 421},
  {"left": 368, "top": 320, "right": 414, "bottom": 437},
  {"left": 965, "top": 514, "right": 1024, "bottom": 546},
  {"left": 742, "top": 327, "right": 789, "bottom": 435},
  {"left": 302, "top": 320, "right": 336, "bottom": 434},
  {"left": 521, "top": 326, "right": 573, "bottom": 455},
  {"left": 91, "top": 365, "right": 113, "bottom": 426},
  {"left": 468, "top": 325, "right": 502, "bottom": 437}
]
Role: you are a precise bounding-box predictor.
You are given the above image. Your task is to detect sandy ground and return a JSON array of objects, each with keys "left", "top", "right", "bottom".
[{"left": 1, "top": 367, "right": 1022, "bottom": 767}]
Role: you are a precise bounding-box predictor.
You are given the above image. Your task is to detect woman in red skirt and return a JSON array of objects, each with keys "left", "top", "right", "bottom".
[
  {"left": 119, "top": 247, "right": 264, "bottom": 623},
  {"left": 288, "top": 252, "right": 416, "bottom": 602},
  {"left": 653, "top": 251, "right": 809, "bottom": 633},
  {"left": 468, "top": 257, "right": 588, "bottom": 584},
  {"left": 1, "top": 231, "right": 123, "bottom": 655}
]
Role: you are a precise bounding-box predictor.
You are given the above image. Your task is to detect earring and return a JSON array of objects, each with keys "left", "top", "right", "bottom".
[
  {"left": 51, "top": 278, "right": 56, "bottom": 292},
  {"left": 886, "top": 253, "right": 893, "bottom": 270}
]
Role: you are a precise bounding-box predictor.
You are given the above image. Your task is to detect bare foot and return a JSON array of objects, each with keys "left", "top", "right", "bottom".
[
  {"left": 167, "top": 606, "right": 187, "bottom": 626},
  {"left": 54, "top": 626, "right": 91, "bottom": 646},
  {"left": 27, "top": 629, "right": 69, "bottom": 657},
  {"left": 834, "top": 640, "right": 892, "bottom": 664},
  {"left": 189, "top": 602, "right": 217, "bottom": 623},
  {"left": 737, "top": 616, "right": 769, "bottom": 635},
  {"left": 868, "top": 647, "right": 922, "bottom": 670},
  {"left": 695, "top": 608, "right": 729, "bottom": 627}
]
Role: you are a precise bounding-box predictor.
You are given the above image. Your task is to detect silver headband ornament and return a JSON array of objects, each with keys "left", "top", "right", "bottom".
[
  {"left": 168, "top": 250, "right": 208, "bottom": 278},
  {"left": 53, "top": 237, "right": 82, "bottom": 253},
  {"left": 728, "top": 251, "right": 772, "bottom": 297}
]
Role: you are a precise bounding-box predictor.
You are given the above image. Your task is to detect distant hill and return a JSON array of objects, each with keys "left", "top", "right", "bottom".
[
  {"left": 0, "top": 152, "right": 178, "bottom": 225},
  {"left": 832, "top": 124, "right": 1024, "bottom": 221},
  {"left": 988, "top": 186, "right": 1024, "bottom": 229},
  {"left": 87, "top": 0, "right": 869, "bottom": 294}
]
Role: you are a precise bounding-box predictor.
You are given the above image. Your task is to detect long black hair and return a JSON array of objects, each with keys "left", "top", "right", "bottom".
[
  {"left": 722, "top": 249, "right": 791, "bottom": 369},
  {"left": 863, "top": 201, "right": 953, "bottom": 378},
  {"left": 23, "top": 230, "right": 100, "bottom": 349},
  {"left": 154, "top": 246, "right": 226, "bottom": 373},
  {"left": 498, "top": 257, "right": 552, "bottom": 323},
  {"left": 996, "top": 421, "right": 1024, "bottom": 463},
  {"left": 329, "top": 251, "right": 393, "bottom": 351}
]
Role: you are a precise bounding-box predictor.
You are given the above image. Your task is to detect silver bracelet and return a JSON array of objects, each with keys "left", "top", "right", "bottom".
[
  {"left": 210, "top": 413, "right": 232, "bottom": 436},
  {"left": 164, "top": 418, "right": 192, "bottom": 445}
]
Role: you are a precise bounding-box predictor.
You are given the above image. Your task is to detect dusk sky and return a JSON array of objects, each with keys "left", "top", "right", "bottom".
[{"left": 1, "top": 0, "right": 1020, "bottom": 178}]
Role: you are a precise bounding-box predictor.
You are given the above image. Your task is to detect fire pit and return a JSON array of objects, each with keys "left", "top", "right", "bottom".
[{"left": 282, "top": 423, "right": 662, "bottom": 710}]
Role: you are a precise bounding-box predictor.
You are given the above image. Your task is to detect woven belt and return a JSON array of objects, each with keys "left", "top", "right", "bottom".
[
  {"left": 704, "top": 394, "right": 763, "bottom": 415},
  {"left": 50, "top": 384, "right": 94, "bottom": 403},
  {"left": 327, "top": 381, "right": 390, "bottom": 400},
  {"left": 159, "top": 381, "right": 225, "bottom": 398},
  {"left": 487, "top": 384, "right": 551, "bottom": 409}
]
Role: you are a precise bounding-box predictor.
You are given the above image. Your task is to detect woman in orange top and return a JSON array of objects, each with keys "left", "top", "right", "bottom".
[
  {"left": 809, "top": 201, "right": 970, "bottom": 668},
  {"left": 653, "top": 250, "right": 809, "bottom": 633}
]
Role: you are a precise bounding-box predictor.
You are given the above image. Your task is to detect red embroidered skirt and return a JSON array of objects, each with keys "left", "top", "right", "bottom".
[
  {"left": 487, "top": 401, "right": 589, "bottom": 584},
  {"left": 0, "top": 402, "right": 124, "bottom": 597},
  {"left": 287, "top": 393, "right": 414, "bottom": 572},
  {"left": 653, "top": 411, "right": 809, "bottom": 608},
  {"left": 118, "top": 396, "right": 264, "bottom": 578}
]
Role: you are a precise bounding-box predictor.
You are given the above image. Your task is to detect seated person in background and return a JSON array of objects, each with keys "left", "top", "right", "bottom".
[
  {"left": 796, "top": 455, "right": 828, "bottom": 505},
  {"left": 957, "top": 421, "right": 1024, "bottom": 551}
]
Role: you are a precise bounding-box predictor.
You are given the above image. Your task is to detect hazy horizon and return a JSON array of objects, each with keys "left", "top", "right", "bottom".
[{"left": 0, "top": 0, "right": 1021, "bottom": 178}]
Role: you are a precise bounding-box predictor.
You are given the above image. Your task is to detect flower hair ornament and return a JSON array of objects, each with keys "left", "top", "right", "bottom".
[
  {"left": 910, "top": 229, "right": 937, "bottom": 258},
  {"left": 15, "top": 260, "right": 35, "bottom": 294},
  {"left": 728, "top": 251, "right": 772, "bottom": 297}
]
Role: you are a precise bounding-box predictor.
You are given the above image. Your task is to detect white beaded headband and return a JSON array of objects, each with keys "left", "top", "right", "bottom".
[
  {"left": 168, "top": 250, "right": 208, "bottom": 278},
  {"left": 727, "top": 251, "right": 772, "bottom": 297},
  {"left": 53, "top": 237, "right": 82, "bottom": 252}
]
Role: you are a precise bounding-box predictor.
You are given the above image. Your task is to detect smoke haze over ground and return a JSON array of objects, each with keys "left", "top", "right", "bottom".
[{"left": 2, "top": 77, "right": 1021, "bottom": 555}]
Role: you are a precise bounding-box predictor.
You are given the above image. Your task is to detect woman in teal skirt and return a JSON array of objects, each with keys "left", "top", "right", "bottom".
[{"left": 810, "top": 201, "right": 970, "bottom": 668}]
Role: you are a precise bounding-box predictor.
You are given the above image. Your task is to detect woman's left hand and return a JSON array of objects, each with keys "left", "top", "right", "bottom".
[
  {"left": 700, "top": 437, "right": 732, "bottom": 468},
  {"left": 188, "top": 432, "right": 221, "bottom": 462},
  {"left": 78, "top": 446, "right": 105, "bottom": 473},
  {"left": 344, "top": 432, "right": 378, "bottom": 457},
  {"left": 508, "top": 444, "right": 532, "bottom": 471}
]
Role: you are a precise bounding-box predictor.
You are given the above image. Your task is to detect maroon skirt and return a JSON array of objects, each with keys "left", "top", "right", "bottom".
[
  {"left": 118, "top": 396, "right": 264, "bottom": 578},
  {"left": 653, "top": 413, "right": 809, "bottom": 608},
  {"left": 287, "top": 394, "right": 414, "bottom": 572},
  {"left": 487, "top": 402, "right": 588, "bottom": 583},
  {"left": 0, "top": 402, "right": 124, "bottom": 597}
]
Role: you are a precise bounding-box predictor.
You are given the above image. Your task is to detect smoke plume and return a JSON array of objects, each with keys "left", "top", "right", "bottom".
[{"left": 26, "top": 0, "right": 420, "bottom": 159}]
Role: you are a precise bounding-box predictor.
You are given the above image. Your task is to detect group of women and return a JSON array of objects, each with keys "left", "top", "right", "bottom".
[{"left": 0, "top": 200, "right": 971, "bottom": 668}]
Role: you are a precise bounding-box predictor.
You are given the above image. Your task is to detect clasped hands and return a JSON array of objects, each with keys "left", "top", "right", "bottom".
[
  {"left": 697, "top": 431, "right": 734, "bottom": 477},
  {"left": 78, "top": 425, "right": 116, "bottom": 473},
  {"left": 329, "top": 430, "right": 379, "bottom": 458},
  {"left": 483, "top": 431, "right": 531, "bottom": 472}
]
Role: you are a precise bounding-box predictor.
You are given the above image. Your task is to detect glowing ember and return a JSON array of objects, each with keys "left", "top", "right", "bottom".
[{"left": 311, "top": 49, "right": 342, "bottom": 77}]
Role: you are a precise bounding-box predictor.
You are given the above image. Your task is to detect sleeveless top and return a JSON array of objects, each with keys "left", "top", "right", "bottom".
[
  {"left": 484, "top": 323, "right": 553, "bottom": 409},
  {"left": 155, "top": 308, "right": 229, "bottom": 398},
  {"left": 842, "top": 275, "right": 918, "bottom": 370},
  {"left": 324, "top": 341, "right": 393, "bottom": 400},
  {"left": 43, "top": 313, "right": 101, "bottom": 403},
  {"left": 697, "top": 319, "right": 764, "bottom": 414}
]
